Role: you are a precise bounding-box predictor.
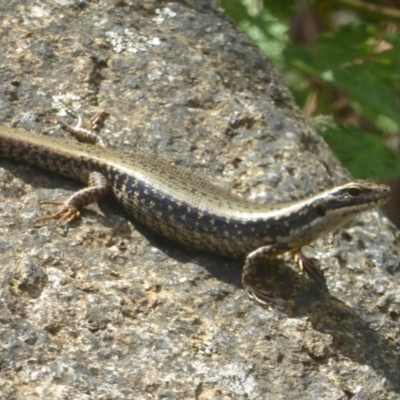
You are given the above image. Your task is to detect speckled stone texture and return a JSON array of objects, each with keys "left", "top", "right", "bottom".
[{"left": 0, "top": 1, "right": 399, "bottom": 399}]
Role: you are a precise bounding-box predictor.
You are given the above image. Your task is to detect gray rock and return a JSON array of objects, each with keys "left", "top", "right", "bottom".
[{"left": 0, "top": 1, "right": 399, "bottom": 399}]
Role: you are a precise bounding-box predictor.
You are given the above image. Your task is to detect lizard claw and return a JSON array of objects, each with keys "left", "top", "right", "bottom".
[
  {"left": 244, "top": 281, "right": 275, "bottom": 308},
  {"left": 36, "top": 201, "right": 80, "bottom": 224},
  {"left": 291, "top": 250, "right": 324, "bottom": 279}
]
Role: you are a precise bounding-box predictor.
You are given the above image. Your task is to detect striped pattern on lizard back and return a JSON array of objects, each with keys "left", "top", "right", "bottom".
[{"left": 0, "top": 127, "right": 293, "bottom": 257}]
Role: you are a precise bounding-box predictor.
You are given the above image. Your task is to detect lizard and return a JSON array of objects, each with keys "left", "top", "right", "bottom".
[{"left": 0, "top": 111, "right": 392, "bottom": 306}]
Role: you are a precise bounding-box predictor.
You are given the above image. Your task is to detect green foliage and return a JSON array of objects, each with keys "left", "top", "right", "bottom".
[
  {"left": 286, "top": 23, "right": 400, "bottom": 128},
  {"left": 220, "top": 0, "right": 291, "bottom": 67},
  {"left": 315, "top": 119, "right": 400, "bottom": 180},
  {"left": 221, "top": 0, "right": 400, "bottom": 181}
]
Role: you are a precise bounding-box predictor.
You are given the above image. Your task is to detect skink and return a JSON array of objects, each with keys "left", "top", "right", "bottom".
[{"left": 0, "top": 120, "right": 392, "bottom": 306}]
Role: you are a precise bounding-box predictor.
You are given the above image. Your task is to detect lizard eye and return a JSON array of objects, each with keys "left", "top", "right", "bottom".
[{"left": 347, "top": 187, "right": 362, "bottom": 197}]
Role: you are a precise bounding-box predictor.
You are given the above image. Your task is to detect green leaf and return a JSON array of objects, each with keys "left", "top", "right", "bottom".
[
  {"left": 333, "top": 66, "right": 400, "bottom": 125},
  {"left": 320, "top": 125, "right": 400, "bottom": 180},
  {"left": 286, "top": 22, "right": 400, "bottom": 129},
  {"left": 286, "top": 24, "right": 377, "bottom": 72}
]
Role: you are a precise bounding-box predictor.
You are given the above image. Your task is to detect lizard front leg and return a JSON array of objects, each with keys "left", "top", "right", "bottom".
[{"left": 242, "top": 245, "right": 324, "bottom": 307}]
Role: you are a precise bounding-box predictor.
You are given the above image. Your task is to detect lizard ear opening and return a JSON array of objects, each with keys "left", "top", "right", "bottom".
[{"left": 315, "top": 204, "right": 325, "bottom": 216}]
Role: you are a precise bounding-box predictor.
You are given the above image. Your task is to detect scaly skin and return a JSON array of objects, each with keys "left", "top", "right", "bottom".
[{"left": 0, "top": 124, "right": 392, "bottom": 306}]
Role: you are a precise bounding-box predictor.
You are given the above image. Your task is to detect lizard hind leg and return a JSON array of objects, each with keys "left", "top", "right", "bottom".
[
  {"left": 57, "top": 101, "right": 110, "bottom": 148},
  {"left": 36, "top": 171, "right": 110, "bottom": 225},
  {"left": 36, "top": 201, "right": 80, "bottom": 224}
]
